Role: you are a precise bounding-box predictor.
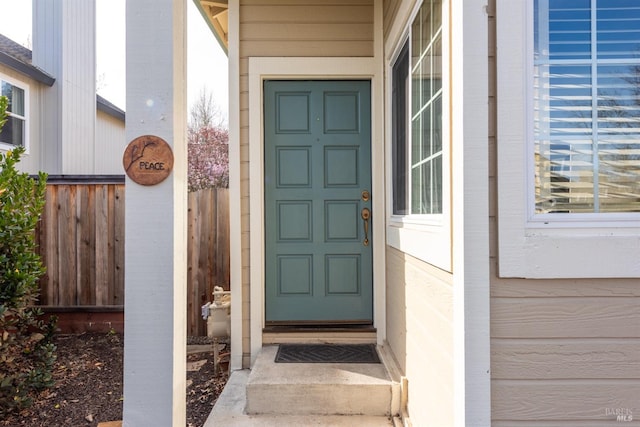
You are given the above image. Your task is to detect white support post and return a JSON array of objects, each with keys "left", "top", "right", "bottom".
[
  {"left": 451, "top": 0, "right": 491, "bottom": 426},
  {"left": 123, "top": 0, "right": 188, "bottom": 426}
]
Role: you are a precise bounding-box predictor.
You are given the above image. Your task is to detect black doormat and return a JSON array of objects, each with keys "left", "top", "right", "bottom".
[{"left": 275, "top": 344, "right": 380, "bottom": 364}]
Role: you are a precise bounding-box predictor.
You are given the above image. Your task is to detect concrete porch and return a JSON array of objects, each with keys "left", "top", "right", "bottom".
[{"left": 204, "top": 345, "right": 403, "bottom": 426}]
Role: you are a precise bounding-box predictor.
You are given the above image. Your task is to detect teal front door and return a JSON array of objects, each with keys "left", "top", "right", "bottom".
[{"left": 264, "top": 80, "right": 372, "bottom": 324}]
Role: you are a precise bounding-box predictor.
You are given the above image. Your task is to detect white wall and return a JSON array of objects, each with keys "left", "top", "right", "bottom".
[
  {"left": 32, "top": 0, "right": 97, "bottom": 175},
  {"left": 95, "top": 110, "right": 126, "bottom": 174}
]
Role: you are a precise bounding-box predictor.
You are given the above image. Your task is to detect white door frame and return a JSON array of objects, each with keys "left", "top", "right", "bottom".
[{"left": 247, "top": 57, "right": 385, "bottom": 365}]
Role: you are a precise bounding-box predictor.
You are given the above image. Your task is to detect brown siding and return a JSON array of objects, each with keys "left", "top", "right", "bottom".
[
  {"left": 240, "top": 0, "right": 373, "bottom": 57},
  {"left": 489, "top": 0, "right": 640, "bottom": 424}
]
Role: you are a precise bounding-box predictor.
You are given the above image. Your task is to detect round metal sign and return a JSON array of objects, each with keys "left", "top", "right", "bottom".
[{"left": 123, "top": 135, "right": 174, "bottom": 186}]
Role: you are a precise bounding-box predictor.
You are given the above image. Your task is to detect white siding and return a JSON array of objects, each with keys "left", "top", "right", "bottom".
[
  {"left": 95, "top": 110, "right": 125, "bottom": 174},
  {"left": 33, "top": 0, "right": 96, "bottom": 175},
  {"left": 386, "top": 247, "right": 454, "bottom": 425},
  {"left": 0, "top": 66, "right": 44, "bottom": 174}
]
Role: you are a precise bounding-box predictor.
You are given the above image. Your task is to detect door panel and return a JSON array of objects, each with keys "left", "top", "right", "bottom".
[{"left": 264, "top": 80, "right": 372, "bottom": 324}]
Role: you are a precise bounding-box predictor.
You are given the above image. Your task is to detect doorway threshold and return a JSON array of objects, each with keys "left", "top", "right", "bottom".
[{"left": 263, "top": 324, "right": 377, "bottom": 345}]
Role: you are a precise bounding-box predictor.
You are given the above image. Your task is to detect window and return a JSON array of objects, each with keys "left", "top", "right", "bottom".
[
  {"left": 388, "top": 0, "right": 450, "bottom": 270},
  {"left": 0, "top": 78, "right": 26, "bottom": 148},
  {"left": 497, "top": 0, "right": 640, "bottom": 278},
  {"left": 392, "top": 0, "right": 443, "bottom": 216},
  {"left": 534, "top": 0, "right": 640, "bottom": 214}
]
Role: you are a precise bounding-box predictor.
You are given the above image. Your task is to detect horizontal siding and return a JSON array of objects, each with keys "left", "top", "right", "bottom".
[
  {"left": 386, "top": 246, "right": 453, "bottom": 426},
  {"left": 242, "top": 5, "right": 373, "bottom": 23},
  {"left": 488, "top": 1, "right": 640, "bottom": 424},
  {"left": 492, "top": 297, "right": 640, "bottom": 338},
  {"left": 240, "top": 41, "right": 372, "bottom": 57},
  {"left": 493, "top": 381, "right": 640, "bottom": 422},
  {"left": 240, "top": 0, "right": 374, "bottom": 57},
  {"left": 492, "top": 276, "right": 640, "bottom": 297},
  {"left": 242, "top": 23, "right": 372, "bottom": 41},
  {"left": 492, "top": 339, "right": 640, "bottom": 379}
]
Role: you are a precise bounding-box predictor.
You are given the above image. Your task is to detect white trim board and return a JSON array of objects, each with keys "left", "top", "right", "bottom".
[
  {"left": 450, "top": 0, "right": 491, "bottom": 425},
  {"left": 227, "top": 0, "right": 243, "bottom": 371},
  {"left": 248, "top": 57, "right": 386, "bottom": 366}
]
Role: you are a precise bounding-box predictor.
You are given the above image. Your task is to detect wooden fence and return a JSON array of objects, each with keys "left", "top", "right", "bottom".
[
  {"left": 35, "top": 177, "right": 229, "bottom": 336},
  {"left": 187, "top": 187, "right": 230, "bottom": 335}
]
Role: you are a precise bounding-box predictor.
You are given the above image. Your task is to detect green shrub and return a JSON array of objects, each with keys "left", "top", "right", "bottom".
[{"left": 0, "top": 95, "right": 56, "bottom": 416}]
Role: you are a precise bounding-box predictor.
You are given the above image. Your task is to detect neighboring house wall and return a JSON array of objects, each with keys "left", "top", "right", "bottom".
[
  {"left": 0, "top": 65, "right": 45, "bottom": 172},
  {"left": 33, "top": 0, "right": 97, "bottom": 175},
  {"left": 95, "top": 109, "right": 126, "bottom": 174},
  {"left": 489, "top": 0, "right": 640, "bottom": 424},
  {"left": 386, "top": 247, "right": 454, "bottom": 425},
  {"left": 237, "top": 0, "right": 375, "bottom": 366}
]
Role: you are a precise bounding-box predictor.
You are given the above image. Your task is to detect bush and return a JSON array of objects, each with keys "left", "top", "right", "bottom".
[{"left": 0, "top": 96, "right": 56, "bottom": 416}]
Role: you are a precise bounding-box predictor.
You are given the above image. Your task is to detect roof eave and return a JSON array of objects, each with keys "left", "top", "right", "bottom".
[
  {"left": 194, "top": 0, "right": 228, "bottom": 56},
  {"left": 97, "top": 95, "right": 126, "bottom": 122},
  {"left": 0, "top": 51, "right": 55, "bottom": 86}
]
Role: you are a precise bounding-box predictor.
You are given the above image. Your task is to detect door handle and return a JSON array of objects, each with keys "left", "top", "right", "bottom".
[{"left": 361, "top": 207, "right": 370, "bottom": 246}]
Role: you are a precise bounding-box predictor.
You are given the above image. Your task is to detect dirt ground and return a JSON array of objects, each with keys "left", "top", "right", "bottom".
[{"left": 1, "top": 333, "right": 228, "bottom": 427}]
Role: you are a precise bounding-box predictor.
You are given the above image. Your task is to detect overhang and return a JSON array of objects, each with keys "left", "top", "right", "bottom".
[{"left": 195, "top": 0, "right": 229, "bottom": 54}]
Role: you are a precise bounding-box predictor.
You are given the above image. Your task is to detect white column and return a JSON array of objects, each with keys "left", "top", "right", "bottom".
[
  {"left": 123, "top": 0, "right": 188, "bottom": 426},
  {"left": 451, "top": 0, "right": 491, "bottom": 426}
]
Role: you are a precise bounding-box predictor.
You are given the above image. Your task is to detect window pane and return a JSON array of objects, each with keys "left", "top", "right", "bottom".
[
  {"left": 0, "top": 116, "right": 25, "bottom": 147},
  {"left": 392, "top": 0, "right": 444, "bottom": 216},
  {"left": 433, "top": 93, "right": 443, "bottom": 154},
  {"left": 421, "top": 106, "right": 431, "bottom": 158},
  {"left": 534, "top": 0, "right": 640, "bottom": 213},
  {"left": 597, "top": 0, "right": 640, "bottom": 59},
  {"left": 433, "top": 36, "right": 442, "bottom": 95},
  {"left": 412, "top": 162, "right": 430, "bottom": 214},
  {"left": 392, "top": 43, "right": 410, "bottom": 215},
  {"left": 1, "top": 81, "right": 25, "bottom": 116},
  {"left": 432, "top": 154, "right": 443, "bottom": 213},
  {"left": 412, "top": 113, "right": 421, "bottom": 167}
]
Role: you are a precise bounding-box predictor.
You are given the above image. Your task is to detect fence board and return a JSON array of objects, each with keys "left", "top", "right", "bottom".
[
  {"left": 58, "top": 185, "right": 77, "bottom": 306},
  {"left": 77, "top": 185, "right": 96, "bottom": 305},
  {"left": 186, "top": 188, "right": 230, "bottom": 336},
  {"left": 36, "top": 181, "right": 229, "bottom": 336},
  {"left": 94, "top": 185, "right": 109, "bottom": 305}
]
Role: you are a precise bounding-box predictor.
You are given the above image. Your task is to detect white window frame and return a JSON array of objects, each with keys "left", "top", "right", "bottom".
[
  {"left": 497, "top": 0, "right": 640, "bottom": 279},
  {"left": 385, "top": 0, "right": 452, "bottom": 271},
  {"left": 0, "top": 74, "right": 29, "bottom": 153}
]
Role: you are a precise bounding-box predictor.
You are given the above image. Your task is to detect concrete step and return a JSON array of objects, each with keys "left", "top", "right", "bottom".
[
  {"left": 245, "top": 345, "right": 397, "bottom": 416},
  {"left": 205, "top": 370, "right": 397, "bottom": 427}
]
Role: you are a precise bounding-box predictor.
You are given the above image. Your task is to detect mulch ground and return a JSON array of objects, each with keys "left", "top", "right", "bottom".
[{"left": 1, "top": 333, "right": 228, "bottom": 427}]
